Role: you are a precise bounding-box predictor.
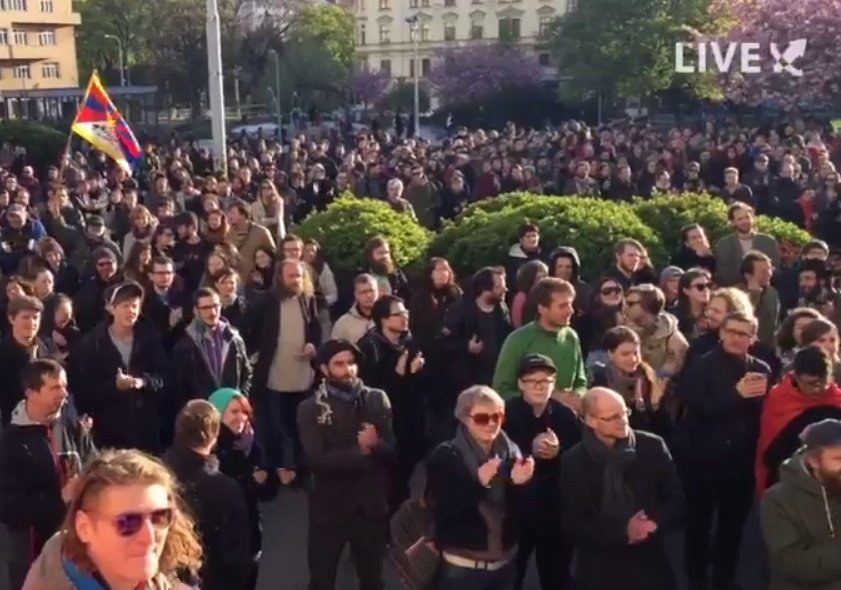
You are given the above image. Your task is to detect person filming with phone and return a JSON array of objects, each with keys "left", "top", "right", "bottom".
[
  {"left": 678, "top": 310, "right": 772, "bottom": 590},
  {"left": 0, "top": 358, "right": 96, "bottom": 590}
]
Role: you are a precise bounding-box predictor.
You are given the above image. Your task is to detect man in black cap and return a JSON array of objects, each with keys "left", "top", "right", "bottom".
[
  {"left": 73, "top": 246, "right": 123, "bottom": 331},
  {"left": 297, "top": 338, "right": 396, "bottom": 590},
  {"left": 71, "top": 281, "right": 169, "bottom": 453},
  {"left": 762, "top": 419, "right": 841, "bottom": 590},
  {"left": 503, "top": 354, "right": 581, "bottom": 590},
  {"left": 68, "top": 213, "right": 122, "bottom": 277}
]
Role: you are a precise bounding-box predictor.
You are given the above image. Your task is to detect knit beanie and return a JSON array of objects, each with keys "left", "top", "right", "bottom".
[{"left": 208, "top": 388, "right": 242, "bottom": 416}]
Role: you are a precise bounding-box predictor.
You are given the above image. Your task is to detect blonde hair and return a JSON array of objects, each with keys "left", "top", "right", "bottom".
[
  {"left": 62, "top": 449, "right": 202, "bottom": 577},
  {"left": 454, "top": 385, "right": 505, "bottom": 422},
  {"left": 710, "top": 287, "right": 754, "bottom": 316}
]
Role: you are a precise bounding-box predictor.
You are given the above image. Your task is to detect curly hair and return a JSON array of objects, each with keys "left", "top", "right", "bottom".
[{"left": 61, "top": 449, "right": 202, "bottom": 578}]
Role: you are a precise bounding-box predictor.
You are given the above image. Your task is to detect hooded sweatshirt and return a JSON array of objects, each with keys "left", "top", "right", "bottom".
[
  {"left": 22, "top": 531, "right": 189, "bottom": 590},
  {"left": 331, "top": 305, "right": 374, "bottom": 344},
  {"left": 548, "top": 246, "right": 593, "bottom": 311},
  {"left": 761, "top": 449, "right": 841, "bottom": 590},
  {"left": 756, "top": 375, "right": 841, "bottom": 494}
]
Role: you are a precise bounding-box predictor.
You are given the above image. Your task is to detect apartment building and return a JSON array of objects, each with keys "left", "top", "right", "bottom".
[{"left": 354, "top": 0, "right": 574, "bottom": 80}]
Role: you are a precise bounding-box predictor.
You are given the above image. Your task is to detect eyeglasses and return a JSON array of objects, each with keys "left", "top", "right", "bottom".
[
  {"left": 691, "top": 283, "right": 711, "bottom": 291},
  {"left": 601, "top": 286, "right": 622, "bottom": 296},
  {"left": 626, "top": 299, "right": 641, "bottom": 307},
  {"left": 595, "top": 408, "right": 631, "bottom": 423},
  {"left": 724, "top": 328, "right": 755, "bottom": 339},
  {"left": 96, "top": 508, "right": 174, "bottom": 537},
  {"left": 521, "top": 378, "right": 555, "bottom": 387},
  {"left": 470, "top": 412, "right": 504, "bottom": 426}
]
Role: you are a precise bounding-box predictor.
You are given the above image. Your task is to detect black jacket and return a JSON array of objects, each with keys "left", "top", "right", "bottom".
[
  {"left": 243, "top": 290, "right": 321, "bottom": 397},
  {"left": 670, "top": 246, "right": 716, "bottom": 275},
  {"left": 0, "top": 401, "right": 95, "bottom": 559},
  {"left": 357, "top": 331, "right": 427, "bottom": 457},
  {"left": 164, "top": 446, "right": 252, "bottom": 590},
  {"left": 296, "top": 383, "right": 396, "bottom": 526},
  {"left": 71, "top": 320, "right": 169, "bottom": 454},
  {"left": 503, "top": 397, "right": 580, "bottom": 522},
  {"left": 141, "top": 287, "right": 189, "bottom": 353},
  {"left": 426, "top": 441, "right": 522, "bottom": 553},
  {"left": 173, "top": 320, "right": 252, "bottom": 403},
  {"left": 0, "top": 335, "right": 60, "bottom": 425},
  {"left": 442, "top": 297, "right": 512, "bottom": 391},
  {"left": 73, "top": 274, "right": 122, "bottom": 332},
  {"left": 678, "top": 344, "right": 771, "bottom": 467},
  {"left": 215, "top": 425, "right": 278, "bottom": 555},
  {"left": 560, "top": 431, "right": 684, "bottom": 590}
]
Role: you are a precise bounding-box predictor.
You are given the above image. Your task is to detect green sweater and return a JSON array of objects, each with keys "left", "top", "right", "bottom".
[{"left": 492, "top": 321, "right": 588, "bottom": 400}]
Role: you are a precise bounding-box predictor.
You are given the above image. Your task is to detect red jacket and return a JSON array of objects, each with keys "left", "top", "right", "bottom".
[{"left": 755, "top": 373, "right": 841, "bottom": 495}]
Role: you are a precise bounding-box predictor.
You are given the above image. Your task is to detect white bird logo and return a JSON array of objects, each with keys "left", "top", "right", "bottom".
[{"left": 770, "top": 39, "right": 807, "bottom": 77}]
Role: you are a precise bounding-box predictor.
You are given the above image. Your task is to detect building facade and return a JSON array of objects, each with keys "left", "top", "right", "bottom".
[
  {"left": 353, "top": 0, "right": 572, "bottom": 80},
  {"left": 0, "top": 0, "right": 80, "bottom": 92}
]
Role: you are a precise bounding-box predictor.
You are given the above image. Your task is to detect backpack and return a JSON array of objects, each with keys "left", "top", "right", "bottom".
[{"left": 388, "top": 497, "right": 441, "bottom": 590}]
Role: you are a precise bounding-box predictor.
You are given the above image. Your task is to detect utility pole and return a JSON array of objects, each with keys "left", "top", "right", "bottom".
[
  {"left": 206, "top": 0, "right": 227, "bottom": 174},
  {"left": 103, "top": 34, "right": 126, "bottom": 87},
  {"left": 405, "top": 15, "right": 420, "bottom": 138},
  {"left": 268, "top": 49, "right": 282, "bottom": 133}
]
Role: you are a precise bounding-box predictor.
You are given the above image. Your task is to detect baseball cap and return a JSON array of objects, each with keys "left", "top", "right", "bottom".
[
  {"left": 104, "top": 281, "right": 145, "bottom": 307},
  {"left": 519, "top": 354, "right": 557, "bottom": 377},
  {"left": 660, "top": 266, "right": 684, "bottom": 283},
  {"left": 801, "top": 419, "right": 841, "bottom": 452}
]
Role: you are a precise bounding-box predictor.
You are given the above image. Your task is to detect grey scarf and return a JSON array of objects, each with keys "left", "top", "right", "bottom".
[
  {"left": 452, "top": 424, "right": 521, "bottom": 508},
  {"left": 581, "top": 426, "right": 637, "bottom": 520}
]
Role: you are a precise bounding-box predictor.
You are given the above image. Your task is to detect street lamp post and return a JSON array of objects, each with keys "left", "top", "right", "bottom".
[
  {"left": 405, "top": 16, "right": 420, "bottom": 138},
  {"left": 233, "top": 66, "right": 242, "bottom": 120},
  {"left": 206, "top": 0, "right": 227, "bottom": 174},
  {"left": 103, "top": 34, "right": 126, "bottom": 87},
  {"left": 268, "top": 49, "right": 282, "bottom": 133}
]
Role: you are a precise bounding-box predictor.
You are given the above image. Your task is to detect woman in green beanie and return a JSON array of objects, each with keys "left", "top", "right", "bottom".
[{"left": 208, "top": 388, "right": 278, "bottom": 590}]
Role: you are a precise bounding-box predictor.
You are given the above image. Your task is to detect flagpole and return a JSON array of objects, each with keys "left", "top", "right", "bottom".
[{"left": 59, "top": 71, "right": 96, "bottom": 181}]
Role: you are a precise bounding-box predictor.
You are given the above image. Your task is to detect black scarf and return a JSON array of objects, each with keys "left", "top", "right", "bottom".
[
  {"left": 581, "top": 426, "right": 637, "bottom": 520},
  {"left": 453, "top": 424, "right": 521, "bottom": 508}
]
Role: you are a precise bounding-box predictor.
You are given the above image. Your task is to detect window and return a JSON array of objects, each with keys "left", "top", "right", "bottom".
[
  {"left": 409, "top": 58, "right": 415, "bottom": 79},
  {"left": 421, "top": 58, "right": 431, "bottom": 76},
  {"left": 13, "top": 64, "right": 30, "bottom": 79},
  {"left": 38, "top": 30, "right": 56, "bottom": 45},
  {"left": 421, "top": 0, "right": 429, "bottom": 6},
  {"left": 9, "top": 0, "right": 26, "bottom": 9},
  {"left": 358, "top": 23, "right": 366, "bottom": 45},
  {"left": 39, "top": 0, "right": 52, "bottom": 11},
  {"left": 12, "top": 29, "right": 27, "bottom": 45},
  {"left": 378, "top": 24, "right": 390, "bottom": 43},
  {"left": 469, "top": 23, "right": 483, "bottom": 39},
  {"left": 0, "top": 29, "right": 7, "bottom": 45},
  {"left": 538, "top": 52, "right": 550, "bottom": 66},
  {"left": 444, "top": 0, "right": 455, "bottom": 5},
  {"left": 409, "top": 0, "right": 418, "bottom": 6},
  {"left": 472, "top": 0, "right": 483, "bottom": 4},
  {"left": 538, "top": 16, "right": 552, "bottom": 36},
  {"left": 420, "top": 24, "right": 430, "bottom": 41},
  {"left": 378, "top": 0, "right": 388, "bottom": 9},
  {"left": 41, "top": 62, "right": 59, "bottom": 78},
  {"left": 498, "top": 17, "right": 520, "bottom": 39},
  {"left": 443, "top": 24, "right": 456, "bottom": 41},
  {"left": 379, "top": 59, "right": 391, "bottom": 76}
]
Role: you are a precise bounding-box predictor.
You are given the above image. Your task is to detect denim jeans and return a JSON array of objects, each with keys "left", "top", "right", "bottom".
[
  {"left": 436, "top": 560, "right": 515, "bottom": 590},
  {"left": 257, "top": 389, "right": 309, "bottom": 470}
]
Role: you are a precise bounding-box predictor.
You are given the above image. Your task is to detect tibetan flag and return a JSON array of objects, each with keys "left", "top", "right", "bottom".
[{"left": 71, "top": 72, "right": 141, "bottom": 174}]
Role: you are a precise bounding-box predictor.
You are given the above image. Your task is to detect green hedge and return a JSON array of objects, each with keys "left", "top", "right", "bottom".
[
  {"left": 297, "top": 192, "right": 811, "bottom": 282},
  {"left": 0, "top": 120, "right": 67, "bottom": 170},
  {"left": 430, "top": 196, "right": 665, "bottom": 280},
  {"left": 295, "top": 195, "right": 433, "bottom": 278}
]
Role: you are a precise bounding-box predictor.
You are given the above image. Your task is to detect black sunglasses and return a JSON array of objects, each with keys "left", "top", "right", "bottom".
[
  {"left": 109, "top": 508, "right": 174, "bottom": 537},
  {"left": 600, "top": 286, "right": 622, "bottom": 296}
]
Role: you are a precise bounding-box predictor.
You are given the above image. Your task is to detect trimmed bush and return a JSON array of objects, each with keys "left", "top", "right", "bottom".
[
  {"left": 295, "top": 195, "right": 432, "bottom": 278},
  {"left": 631, "top": 193, "right": 731, "bottom": 249},
  {"left": 0, "top": 120, "right": 67, "bottom": 170},
  {"left": 430, "top": 196, "right": 665, "bottom": 281},
  {"left": 756, "top": 215, "right": 812, "bottom": 265}
]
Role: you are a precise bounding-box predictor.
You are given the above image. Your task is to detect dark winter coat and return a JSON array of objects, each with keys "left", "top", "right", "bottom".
[
  {"left": 164, "top": 446, "right": 252, "bottom": 590},
  {"left": 560, "top": 430, "right": 684, "bottom": 590}
]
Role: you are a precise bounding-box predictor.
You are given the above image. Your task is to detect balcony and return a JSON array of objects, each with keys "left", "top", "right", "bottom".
[
  {"left": 9, "top": 10, "right": 80, "bottom": 26},
  {"left": 0, "top": 43, "right": 56, "bottom": 61}
]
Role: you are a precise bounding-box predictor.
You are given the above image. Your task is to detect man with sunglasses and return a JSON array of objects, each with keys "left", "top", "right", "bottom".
[
  {"left": 503, "top": 354, "right": 580, "bottom": 590},
  {"left": 0, "top": 358, "right": 95, "bottom": 590},
  {"left": 72, "top": 247, "right": 122, "bottom": 332}
]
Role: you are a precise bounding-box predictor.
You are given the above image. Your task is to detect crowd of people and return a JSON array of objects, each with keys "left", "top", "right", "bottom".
[{"left": 0, "top": 116, "right": 839, "bottom": 590}]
